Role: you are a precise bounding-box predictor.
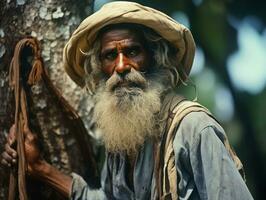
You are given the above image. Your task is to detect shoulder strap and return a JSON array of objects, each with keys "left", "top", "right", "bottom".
[{"left": 156, "top": 100, "right": 244, "bottom": 200}]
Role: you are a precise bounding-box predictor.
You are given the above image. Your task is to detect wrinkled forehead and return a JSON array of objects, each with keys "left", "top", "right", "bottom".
[
  {"left": 101, "top": 29, "right": 143, "bottom": 47},
  {"left": 97, "top": 23, "right": 150, "bottom": 45}
]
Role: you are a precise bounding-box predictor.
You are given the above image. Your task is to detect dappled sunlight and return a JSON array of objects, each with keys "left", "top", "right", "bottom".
[
  {"left": 191, "top": 47, "right": 205, "bottom": 75},
  {"left": 94, "top": 0, "right": 110, "bottom": 11},
  {"left": 171, "top": 11, "right": 190, "bottom": 28},
  {"left": 227, "top": 18, "right": 266, "bottom": 94},
  {"left": 214, "top": 86, "right": 234, "bottom": 121}
]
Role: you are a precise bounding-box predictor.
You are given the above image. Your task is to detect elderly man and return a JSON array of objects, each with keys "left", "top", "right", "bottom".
[{"left": 1, "top": 1, "right": 253, "bottom": 200}]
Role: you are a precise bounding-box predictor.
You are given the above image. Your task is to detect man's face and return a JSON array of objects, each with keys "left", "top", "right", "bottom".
[
  {"left": 93, "top": 27, "right": 163, "bottom": 153},
  {"left": 100, "top": 28, "right": 151, "bottom": 77}
]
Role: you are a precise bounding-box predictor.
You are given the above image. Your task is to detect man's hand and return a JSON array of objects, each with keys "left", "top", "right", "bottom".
[
  {"left": 1, "top": 125, "right": 73, "bottom": 197},
  {"left": 1, "top": 125, "right": 17, "bottom": 168},
  {"left": 24, "top": 126, "right": 43, "bottom": 175},
  {"left": 1, "top": 124, "right": 43, "bottom": 175}
]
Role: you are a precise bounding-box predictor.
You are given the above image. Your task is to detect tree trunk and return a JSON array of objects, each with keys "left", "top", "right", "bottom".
[{"left": 0, "top": 0, "right": 98, "bottom": 199}]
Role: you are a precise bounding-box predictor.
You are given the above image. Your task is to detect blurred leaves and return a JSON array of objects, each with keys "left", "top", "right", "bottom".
[{"left": 123, "top": 0, "right": 266, "bottom": 198}]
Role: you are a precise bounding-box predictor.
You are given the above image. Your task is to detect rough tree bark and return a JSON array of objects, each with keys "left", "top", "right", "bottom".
[{"left": 0, "top": 0, "right": 98, "bottom": 199}]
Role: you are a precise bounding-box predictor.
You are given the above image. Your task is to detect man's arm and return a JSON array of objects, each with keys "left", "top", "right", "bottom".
[
  {"left": 29, "top": 160, "right": 72, "bottom": 197},
  {"left": 173, "top": 111, "right": 253, "bottom": 199},
  {"left": 1, "top": 125, "right": 107, "bottom": 200},
  {"left": 190, "top": 126, "right": 252, "bottom": 199}
]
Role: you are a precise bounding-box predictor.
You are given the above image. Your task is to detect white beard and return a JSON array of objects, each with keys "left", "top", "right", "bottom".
[{"left": 93, "top": 69, "right": 163, "bottom": 154}]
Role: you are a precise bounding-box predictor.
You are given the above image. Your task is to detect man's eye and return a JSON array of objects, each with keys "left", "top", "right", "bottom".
[
  {"left": 127, "top": 47, "right": 140, "bottom": 57},
  {"left": 128, "top": 50, "right": 137, "bottom": 57},
  {"left": 104, "top": 51, "right": 117, "bottom": 60}
]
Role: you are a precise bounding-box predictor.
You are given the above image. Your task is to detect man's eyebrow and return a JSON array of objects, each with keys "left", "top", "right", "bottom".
[
  {"left": 100, "top": 43, "right": 118, "bottom": 53},
  {"left": 100, "top": 47, "right": 117, "bottom": 56},
  {"left": 101, "top": 41, "right": 142, "bottom": 53}
]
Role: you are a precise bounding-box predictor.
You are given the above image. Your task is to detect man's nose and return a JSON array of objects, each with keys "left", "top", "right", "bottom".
[{"left": 114, "top": 53, "right": 131, "bottom": 74}]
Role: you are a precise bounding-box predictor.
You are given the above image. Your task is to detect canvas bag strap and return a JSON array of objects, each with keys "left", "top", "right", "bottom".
[
  {"left": 157, "top": 100, "right": 211, "bottom": 200},
  {"left": 154, "top": 94, "right": 185, "bottom": 199}
]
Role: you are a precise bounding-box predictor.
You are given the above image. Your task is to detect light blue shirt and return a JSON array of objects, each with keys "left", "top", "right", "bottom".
[{"left": 70, "top": 112, "right": 253, "bottom": 200}]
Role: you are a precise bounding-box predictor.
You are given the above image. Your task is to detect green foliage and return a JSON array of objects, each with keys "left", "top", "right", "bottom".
[{"left": 132, "top": 0, "right": 266, "bottom": 198}]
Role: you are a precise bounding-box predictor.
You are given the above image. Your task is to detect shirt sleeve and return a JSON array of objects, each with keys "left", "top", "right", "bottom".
[
  {"left": 173, "top": 111, "right": 254, "bottom": 200},
  {"left": 70, "top": 173, "right": 107, "bottom": 200}
]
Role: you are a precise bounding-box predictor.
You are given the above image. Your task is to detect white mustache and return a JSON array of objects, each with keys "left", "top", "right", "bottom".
[{"left": 106, "top": 69, "right": 148, "bottom": 92}]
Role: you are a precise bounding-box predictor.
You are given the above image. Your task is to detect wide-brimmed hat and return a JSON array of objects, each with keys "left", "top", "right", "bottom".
[{"left": 63, "top": 1, "right": 196, "bottom": 87}]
